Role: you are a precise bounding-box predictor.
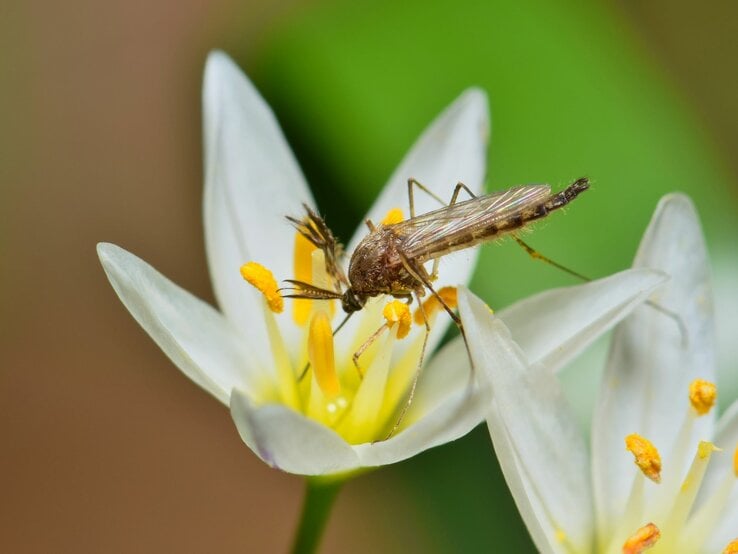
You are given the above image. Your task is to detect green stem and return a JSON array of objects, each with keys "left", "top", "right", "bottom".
[{"left": 290, "top": 476, "right": 345, "bottom": 554}]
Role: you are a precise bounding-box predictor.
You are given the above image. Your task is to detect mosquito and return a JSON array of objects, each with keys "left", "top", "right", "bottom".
[{"left": 280, "top": 177, "right": 591, "bottom": 434}]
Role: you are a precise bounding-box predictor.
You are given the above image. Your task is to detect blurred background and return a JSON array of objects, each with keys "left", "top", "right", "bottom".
[{"left": 2, "top": 0, "right": 737, "bottom": 552}]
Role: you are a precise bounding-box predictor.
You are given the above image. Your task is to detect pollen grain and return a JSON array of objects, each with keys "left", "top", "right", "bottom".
[{"left": 240, "top": 261, "right": 284, "bottom": 313}]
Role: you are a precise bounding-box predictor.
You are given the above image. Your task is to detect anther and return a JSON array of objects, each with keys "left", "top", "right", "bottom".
[
  {"left": 733, "top": 444, "right": 738, "bottom": 477},
  {"left": 292, "top": 231, "right": 317, "bottom": 324},
  {"left": 240, "top": 261, "right": 284, "bottom": 313},
  {"left": 308, "top": 311, "right": 340, "bottom": 398},
  {"left": 383, "top": 300, "right": 411, "bottom": 339},
  {"left": 622, "top": 522, "right": 661, "bottom": 554},
  {"left": 625, "top": 434, "right": 662, "bottom": 483},
  {"left": 381, "top": 208, "right": 404, "bottom": 225},
  {"left": 413, "top": 286, "right": 458, "bottom": 324},
  {"left": 689, "top": 378, "right": 717, "bottom": 416},
  {"left": 724, "top": 538, "right": 738, "bottom": 554}
]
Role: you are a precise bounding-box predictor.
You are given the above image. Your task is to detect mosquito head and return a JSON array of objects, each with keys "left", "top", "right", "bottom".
[{"left": 341, "top": 289, "right": 365, "bottom": 314}]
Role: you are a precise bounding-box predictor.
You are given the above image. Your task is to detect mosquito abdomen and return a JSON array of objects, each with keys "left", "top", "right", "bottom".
[{"left": 416, "top": 178, "right": 590, "bottom": 261}]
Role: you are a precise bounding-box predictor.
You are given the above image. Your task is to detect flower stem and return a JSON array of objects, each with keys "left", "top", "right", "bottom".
[{"left": 290, "top": 475, "right": 345, "bottom": 554}]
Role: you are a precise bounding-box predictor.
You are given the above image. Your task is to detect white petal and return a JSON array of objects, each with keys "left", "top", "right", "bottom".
[
  {"left": 699, "top": 400, "right": 738, "bottom": 497},
  {"left": 344, "top": 89, "right": 490, "bottom": 357},
  {"left": 203, "top": 51, "right": 314, "bottom": 357},
  {"left": 97, "top": 243, "right": 260, "bottom": 405},
  {"left": 406, "top": 333, "right": 470, "bottom": 417},
  {"left": 230, "top": 390, "right": 360, "bottom": 475},
  {"left": 498, "top": 268, "right": 667, "bottom": 371},
  {"left": 413, "top": 269, "right": 664, "bottom": 428},
  {"left": 487, "top": 400, "right": 564, "bottom": 554},
  {"left": 697, "top": 399, "right": 738, "bottom": 551},
  {"left": 352, "top": 383, "right": 485, "bottom": 467},
  {"left": 460, "top": 288, "right": 593, "bottom": 553},
  {"left": 592, "top": 194, "right": 716, "bottom": 538}
]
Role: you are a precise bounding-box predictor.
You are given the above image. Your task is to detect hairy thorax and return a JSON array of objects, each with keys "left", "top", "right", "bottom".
[{"left": 348, "top": 227, "right": 421, "bottom": 298}]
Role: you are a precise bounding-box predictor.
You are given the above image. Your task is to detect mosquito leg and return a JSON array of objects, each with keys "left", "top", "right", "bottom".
[
  {"left": 512, "top": 235, "right": 591, "bottom": 282},
  {"left": 429, "top": 182, "right": 479, "bottom": 280},
  {"left": 512, "top": 236, "right": 687, "bottom": 345},
  {"left": 449, "top": 181, "right": 477, "bottom": 204},
  {"left": 352, "top": 323, "right": 388, "bottom": 378},
  {"left": 406, "top": 178, "right": 447, "bottom": 218},
  {"left": 384, "top": 290, "right": 430, "bottom": 440}
]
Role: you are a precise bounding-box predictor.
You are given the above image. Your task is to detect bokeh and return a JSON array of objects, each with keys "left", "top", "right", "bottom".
[{"left": 2, "top": 0, "right": 737, "bottom": 552}]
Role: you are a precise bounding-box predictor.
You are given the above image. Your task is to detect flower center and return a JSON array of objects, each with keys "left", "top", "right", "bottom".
[
  {"left": 602, "top": 378, "right": 736, "bottom": 554},
  {"left": 239, "top": 208, "right": 455, "bottom": 444}
]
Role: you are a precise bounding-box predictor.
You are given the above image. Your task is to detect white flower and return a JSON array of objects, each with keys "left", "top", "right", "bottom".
[
  {"left": 462, "top": 194, "right": 738, "bottom": 553},
  {"left": 98, "top": 51, "right": 666, "bottom": 476}
]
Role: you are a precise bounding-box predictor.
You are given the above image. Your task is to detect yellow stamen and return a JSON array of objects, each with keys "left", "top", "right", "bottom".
[
  {"left": 733, "top": 443, "right": 738, "bottom": 477},
  {"left": 723, "top": 538, "right": 738, "bottom": 554},
  {"left": 413, "top": 286, "right": 458, "bottom": 324},
  {"left": 622, "top": 522, "right": 661, "bottom": 554},
  {"left": 308, "top": 311, "right": 340, "bottom": 398},
  {"left": 625, "top": 434, "right": 662, "bottom": 483},
  {"left": 383, "top": 300, "right": 411, "bottom": 339},
  {"left": 240, "top": 261, "right": 284, "bottom": 313},
  {"left": 689, "top": 378, "right": 717, "bottom": 416},
  {"left": 293, "top": 231, "right": 317, "bottom": 324},
  {"left": 381, "top": 207, "right": 404, "bottom": 225}
]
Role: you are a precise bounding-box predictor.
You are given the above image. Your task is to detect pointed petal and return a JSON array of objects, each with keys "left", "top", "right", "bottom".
[
  {"left": 498, "top": 268, "right": 667, "bottom": 371},
  {"left": 97, "top": 243, "right": 261, "bottom": 405},
  {"left": 345, "top": 89, "right": 490, "bottom": 356},
  {"left": 230, "top": 390, "right": 360, "bottom": 475},
  {"left": 592, "top": 194, "right": 716, "bottom": 538},
  {"left": 203, "top": 51, "right": 314, "bottom": 355},
  {"left": 460, "top": 288, "right": 593, "bottom": 553}
]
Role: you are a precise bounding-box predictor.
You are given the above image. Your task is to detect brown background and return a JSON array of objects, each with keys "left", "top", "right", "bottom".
[{"left": 2, "top": 0, "right": 737, "bottom": 552}]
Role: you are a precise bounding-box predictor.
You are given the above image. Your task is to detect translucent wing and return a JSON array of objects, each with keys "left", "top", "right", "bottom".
[{"left": 393, "top": 184, "right": 551, "bottom": 260}]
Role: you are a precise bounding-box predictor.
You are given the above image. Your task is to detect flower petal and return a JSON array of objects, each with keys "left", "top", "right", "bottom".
[
  {"left": 203, "top": 51, "right": 315, "bottom": 356},
  {"left": 344, "top": 89, "right": 490, "bottom": 356},
  {"left": 460, "top": 287, "right": 594, "bottom": 553},
  {"left": 230, "top": 390, "right": 360, "bottom": 475},
  {"left": 352, "top": 382, "right": 485, "bottom": 468},
  {"left": 592, "top": 194, "right": 716, "bottom": 539},
  {"left": 697, "top": 399, "right": 738, "bottom": 551},
  {"left": 97, "top": 243, "right": 261, "bottom": 405},
  {"left": 406, "top": 268, "right": 665, "bottom": 428},
  {"left": 498, "top": 268, "right": 668, "bottom": 371}
]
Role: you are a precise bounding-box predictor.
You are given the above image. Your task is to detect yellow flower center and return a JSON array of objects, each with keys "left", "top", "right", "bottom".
[
  {"left": 594, "top": 379, "right": 735, "bottom": 554},
  {"left": 238, "top": 213, "right": 443, "bottom": 444}
]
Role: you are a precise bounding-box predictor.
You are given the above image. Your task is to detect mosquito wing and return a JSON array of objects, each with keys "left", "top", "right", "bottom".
[{"left": 393, "top": 184, "right": 552, "bottom": 261}]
